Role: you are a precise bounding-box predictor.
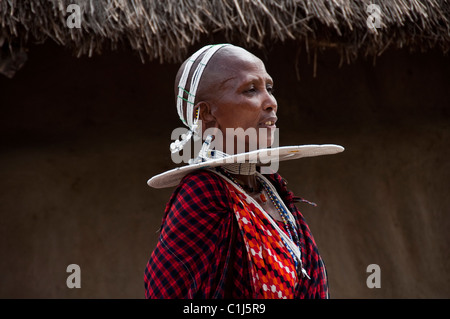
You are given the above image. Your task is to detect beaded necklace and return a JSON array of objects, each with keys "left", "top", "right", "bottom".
[
  {"left": 221, "top": 164, "right": 268, "bottom": 204},
  {"left": 222, "top": 163, "right": 257, "bottom": 175},
  {"left": 217, "top": 167, "right": 309, "bottom": 279},
  {"left": 256, "top": 175, "right": 303, "bottom": 275},
  {"left": 256, "top": 176, "right": 299, "bottom": 243}
]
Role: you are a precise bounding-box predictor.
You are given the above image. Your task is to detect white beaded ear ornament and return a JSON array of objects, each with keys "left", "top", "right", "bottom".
[
  {"left": 170, "top": 44, "right": 231, "bottom": 163},
  {"left": 169, "top": 107, "right": 200, "bottom": 154}
]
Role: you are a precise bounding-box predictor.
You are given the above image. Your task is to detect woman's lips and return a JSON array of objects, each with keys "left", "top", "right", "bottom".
[{"left": 258, "top": 118, "right": 277, "bottom": 129}]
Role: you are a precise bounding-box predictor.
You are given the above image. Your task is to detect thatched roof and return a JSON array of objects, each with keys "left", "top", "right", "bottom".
[{"left": 1, "top": 0, "right": 449, "bottom": 77}]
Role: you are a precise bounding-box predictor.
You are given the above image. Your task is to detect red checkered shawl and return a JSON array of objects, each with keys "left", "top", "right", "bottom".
[{"left": 144, "top": 169, "right": 329, "bottom": 299}]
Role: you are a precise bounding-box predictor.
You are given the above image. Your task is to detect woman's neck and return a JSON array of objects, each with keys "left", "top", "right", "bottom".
[
  {"left": 221, "top": 163, "right": 259, "bottom": 192},
  {"left": 232, "top": 174, "right": 259, "bottom": 193},
  {"left": 221, "top": 162, "right": 257, "bottom": 175}
]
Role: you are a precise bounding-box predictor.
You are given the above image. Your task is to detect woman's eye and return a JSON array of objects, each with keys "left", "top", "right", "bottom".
[
  {"left": 243, "top": 84, "right": 274, "bottom": 95},
  {"left": 244, "top": 87, "right": 257, "bottom": 94}
]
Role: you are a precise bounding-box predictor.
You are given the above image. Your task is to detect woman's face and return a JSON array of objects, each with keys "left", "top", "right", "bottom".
[{"left": 198, "top": 47, "right": 278, "bottom": 154}]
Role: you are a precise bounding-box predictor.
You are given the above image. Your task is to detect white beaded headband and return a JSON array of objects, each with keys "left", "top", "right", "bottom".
[{"left": 170, "top": 44, "right": 231, "bottom": 154}]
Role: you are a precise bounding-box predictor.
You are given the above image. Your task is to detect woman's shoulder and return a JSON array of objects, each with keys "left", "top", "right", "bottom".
[
  {"left": 180, "top": 169, "right": 228, "bottom": 189},
  {"left": 264, "top": 172, "right": 289, "bottom": 192},
  {"left": 172, "top": 169, "right": 231, "bottom": 206}
]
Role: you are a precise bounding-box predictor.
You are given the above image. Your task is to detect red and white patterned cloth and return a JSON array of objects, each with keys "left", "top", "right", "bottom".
[{"left": 144, "top": 169, "right": 329, "bottom": 299}]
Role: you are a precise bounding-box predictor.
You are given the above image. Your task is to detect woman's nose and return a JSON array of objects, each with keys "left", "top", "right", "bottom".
[{"left": 262, "top": 92, "right": 278, "bottom": 113}]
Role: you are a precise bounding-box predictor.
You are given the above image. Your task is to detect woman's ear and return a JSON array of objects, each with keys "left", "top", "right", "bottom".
[
  {"left": 195, "top": 102, "right": 217, "bottom": 130},
  {"left": 195, "top": 101, "right": 221, "bottom": 148}
]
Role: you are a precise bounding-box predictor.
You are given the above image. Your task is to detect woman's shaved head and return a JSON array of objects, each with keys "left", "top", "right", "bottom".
[{"left": 174, "top": 45, "right": 264, "bottom": 123}]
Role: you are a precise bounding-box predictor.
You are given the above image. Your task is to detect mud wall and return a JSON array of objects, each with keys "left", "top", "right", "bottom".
[{"left": 0, "top": 42, "right": 448, "bottom": 298}]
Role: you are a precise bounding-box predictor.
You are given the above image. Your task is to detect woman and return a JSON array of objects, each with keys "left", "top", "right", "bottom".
[{"left": 144, "top": 44, "right": 342, "bottom": 298}]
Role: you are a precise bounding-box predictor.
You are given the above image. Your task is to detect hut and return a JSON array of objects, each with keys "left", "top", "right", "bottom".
[{"left": 0, "top": 0, "right": 449, "bottom": 299}]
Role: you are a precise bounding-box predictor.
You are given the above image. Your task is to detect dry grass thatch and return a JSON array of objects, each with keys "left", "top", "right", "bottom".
[{"left": 1, "top": 0, "right": 449, "bottom": 77}]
